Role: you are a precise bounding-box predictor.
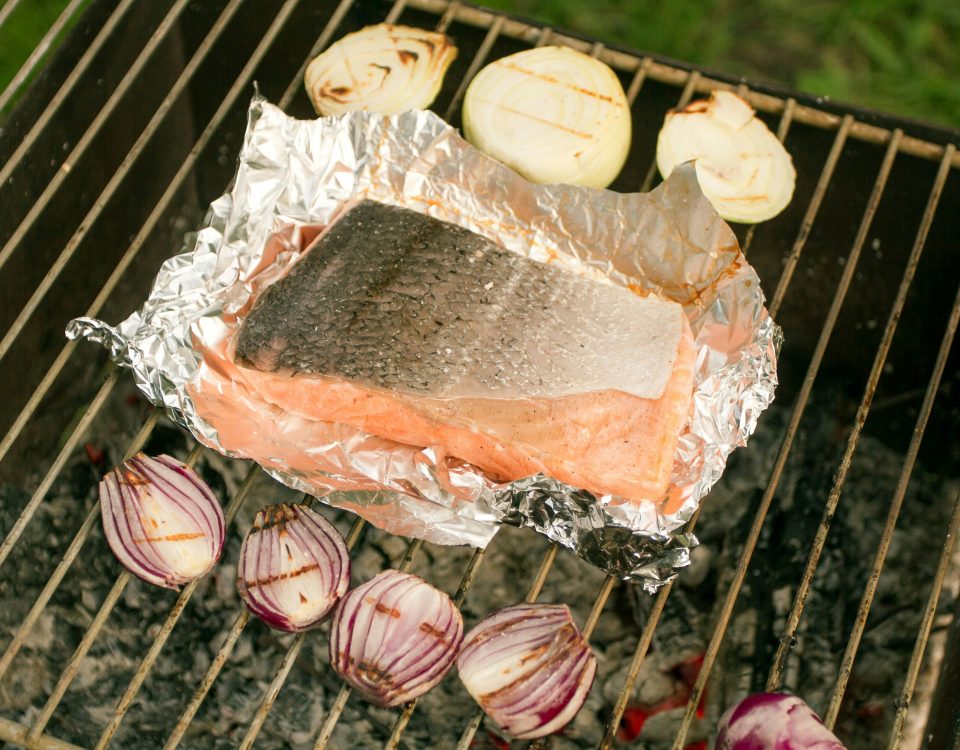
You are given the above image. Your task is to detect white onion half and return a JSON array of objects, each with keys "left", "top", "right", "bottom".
[
  {"left": 462, "top": 46, "right": 631, "bottom": 188},
  {"left": 656, "top": 89, "right": 796, "bottom": 223},
  {"left": 304, "top": 24, "right": 457, "bottom": 116},
  {"left": 329, "top": 569, "right": 463, "bottom": 707},
  {"left": 456, "top": 603, "right": 597, "bottom": 739},
  {"left": 236, "top": 503, "right": 350, "bottom": 632},
  {"left": 99, "top": 453, "right": 225, "bottom": 590}
]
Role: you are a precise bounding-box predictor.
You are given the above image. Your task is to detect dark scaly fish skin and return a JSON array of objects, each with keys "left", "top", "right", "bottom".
[{"left": 235, "top": 201, "right": 682, "bottom": 400}]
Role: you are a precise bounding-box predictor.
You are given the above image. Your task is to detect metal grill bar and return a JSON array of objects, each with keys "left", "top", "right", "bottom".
[
  {"left": 0, "top": 0, "right": 190, "bottom": 277},
  {"left": 309, "top": 538, "right": 427, "bottom": 750},
  {"left": 0, "top": 409, "right": 161, "bottom": 681},
  {"left": 0, "top": 0, "right": 246, "bottom": 367},
  {"left": 823, "top": 278, "right": 960, "bottom": 729},
  {"left": 161, "top": 516, "right": 366, "bottom": 750},
  {"left": 94, "top": 464, "right": 260, "bottom": 749},
  {"left": 767, "top": 140, "right": 955, "bottom": 692},
  {"left": 384, "top": 546, "right": 488, "bottom": 750},
  {"left": 639, "top": 71, "right": 700, "bottom": 193},
  {"left": 0, "top": 0, "right": 23, "bottom": 32},
  {"left": 741, "top": 97, "right": 796, "bottom": 255},
  {"left": 1, "top": 2, "right": 958, "bottom": 748},
  {"left": 404, "top": 0, "right": 960, "bottom": 167},
  {"left": 26, "top": 441, "right": 207, "bottom": 741},
  {"left": 668, "top": 126, "right": 903, "bottom": 750},
  {"left": 0, "top": 0, "right": 86, "bottom": 113},
  {"left": 0, "top": 0, "right": 134, "bottom": 194},
  {"left": 0, "top": 368, "right": 121, "bottom": 566},
  {"left": 453, "top": 543, "right": 559, "bottom": 750},
  {"left": 887, "top": 490, "right": 960, "bottom": 750},
  {"left": 769, "top": 115, "right": 853, "bottom": 317}
]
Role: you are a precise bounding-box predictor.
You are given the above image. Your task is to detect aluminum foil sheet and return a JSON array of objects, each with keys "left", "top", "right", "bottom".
[{"left": 68, "top": 97, "right": 780, "bottom": 591}]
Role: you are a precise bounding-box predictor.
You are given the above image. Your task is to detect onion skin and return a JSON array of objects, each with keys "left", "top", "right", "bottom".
[
  {"left": 236, "top": 503, "right": 350, "bottom": 632},
  {"left": 456, "top": 603, "right": 597, "bottom": 740},
  {"left": 99, "top": 453, "right": 224, "bottom": 590},
  {"left": 716, "top": 693, "right": 847, "bottom": 749},
  {"left": 329, "top": 569, "right": 463, "bottom": 707},
  {"left": 304, "top": 24, "right": 457, "bottom": 116},
  {"left": 462, "top": 46, "right": 631, "bottom": 188}
]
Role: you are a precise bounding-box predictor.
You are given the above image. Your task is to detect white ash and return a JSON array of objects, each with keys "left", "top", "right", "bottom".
[{"left": 0, "top": 384, "right": 956, "bottom": 749}]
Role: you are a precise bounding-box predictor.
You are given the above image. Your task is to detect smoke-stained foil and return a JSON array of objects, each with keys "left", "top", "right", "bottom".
[{"left": 67, "top": 97, "right": 779, "bottom": 591}]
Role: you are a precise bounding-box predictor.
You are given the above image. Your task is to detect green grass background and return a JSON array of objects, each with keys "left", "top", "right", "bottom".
[
  {"left": 482, "top": 0, "right": 960, "bottom": 129},
  {"left": 1, "top": 0, "right": 958, "bottom": 129}
]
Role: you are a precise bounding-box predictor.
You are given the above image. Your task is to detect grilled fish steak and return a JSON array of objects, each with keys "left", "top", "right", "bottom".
[{"left": 232, "top": 201, "right": 696, "bottom": 504}]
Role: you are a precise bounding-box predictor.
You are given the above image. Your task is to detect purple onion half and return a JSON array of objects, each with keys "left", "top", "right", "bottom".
[
  {"left": 99, "top": 453, "right": 225, "bottom": 590},
  {"left": 716, "top": 693, "right": 847, "bottom": 749},
  {"left": 236, "top": 503, "right": 350, "bottom": 632},
  {"left": 456, "top": 602, "right": 597, "bottom": 740},
  {"left": 329, "top": 569, "right": 463, "bottom": 707}
]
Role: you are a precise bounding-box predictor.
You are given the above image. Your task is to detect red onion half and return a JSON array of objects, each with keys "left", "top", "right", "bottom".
[
  {"left": 329, "top": 569, "right": 463, "bottom": 707},
  {"left": 99, "top": 453, "right": 225, "bottom": 590},
  {"left": 237, "top": 503, "right": 350, "bottom": 632},
  {"left": 716, "top": 693, "right": 847, "bottom": 749},
  {"left": 456, "top": 603, "right": 597, "bottom": 740}
]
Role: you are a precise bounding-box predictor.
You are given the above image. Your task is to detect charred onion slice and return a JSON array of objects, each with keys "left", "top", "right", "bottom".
[
  {"left": 329, "top": 569, "right": 463, "bottom": 707},
  {"left": 236, "top": 503, "right": 349, "bottom": 632},
  {"left": 716, "top": 693, "right": 847, "bottom": 749},
  {"left": 304, "top": 24, "right": 457, "bottom": 116},
  {"left": 462, "top": 46, "right": 631, "bottom": 188},
  {"left": 456, "top": 603, "right": 597, "bottom": 739},
  {"left": 99, "top": 453, "right": 224, "bottom": 590},
  {"left": 656, "top": 90, "right": 796, "bottom": 223}
]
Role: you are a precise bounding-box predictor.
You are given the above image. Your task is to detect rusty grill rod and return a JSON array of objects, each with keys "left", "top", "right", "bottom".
[
  {"left": 26, "top": 442, "right": 207, "bottom": 741},
  {"left": 668, "top": 120, "right": 902, "bottom": 750},
  {"left": 405, "top": 0, "right": 960, "bottom": 168},
  {"left": 599, "top": 509, "right": 705, "bottom": 750},
  {"left": 823, "top": 274, "right": 960, "bottom": 730},
  {"left": 767, "top": 140, "right": 955, "bottom": 692},
  {"left": 887, "top": 489, "right": 960, "bottom": 749},
  {"left": 769, "top": 114, "right": 854, "bottom": 317},
  {"left": 0, "top": 0, "right": 23, "bottom": 32},
  {"left": 0, "top": 0, "right": 190, "bottom": 277},
  {"left": 383, "top": 545, "right": 488, "bottom": 750},
  {"left": 308, "top": 537, "right": 427, "bottom": 750},
  {"left": 0, "top": 0, "right": 247, "bottom": 367},
  {"left": 452, "top": 543, "right": 560, "bottom": 750},
  {"left": 0, "top": 409, "right": 161, "bottom": 682},
  {"left": 1, "top": 1, "right": 958, "bottom": 748},
  {"left": 0, "top": 0, "right": 241, "bottom": 363},
  {"left": 0, "top": 0, "right": 87, "bottom": 113},
  {"left": 0, "top": 0, "right": 135, "bottom": 194}
]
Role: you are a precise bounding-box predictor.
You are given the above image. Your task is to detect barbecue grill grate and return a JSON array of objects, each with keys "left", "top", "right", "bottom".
[{"left": 1, "top": 1, "right": 959, "bottom": 748}]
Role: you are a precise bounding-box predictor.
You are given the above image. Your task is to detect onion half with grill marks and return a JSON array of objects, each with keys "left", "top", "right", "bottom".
[
  {"left": 329, "top": 569, "right": 463, "bottom": 707},
  {"left": 462, "top": 46, "right": 631, "bottom": 188},
  {"left": 456, "top": 603, "right": 597, "bottom": 739},
  {"left": 656, "top": 90, "right": 796, "bottom": 223},
  {"left": 99, "top": 453, "right": 225, "bottom": 590},
  {"left": 304, "top": 24, "right": 457, "bottom": 116},
  {"left": 236, "top": 503, "right": 350, "bottom": 632}
]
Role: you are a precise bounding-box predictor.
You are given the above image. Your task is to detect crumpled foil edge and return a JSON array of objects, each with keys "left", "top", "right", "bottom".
[{"left": 67, "top": 96, "right": 780, "bottom": 592}]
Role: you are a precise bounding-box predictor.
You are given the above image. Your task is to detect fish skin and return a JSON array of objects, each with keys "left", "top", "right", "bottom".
[
  {"left": 235, "top": 201, "right": 684, "bottom": 401},
  {"left": 230, "top": 200, "right": 696, "bottom": 505}
]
